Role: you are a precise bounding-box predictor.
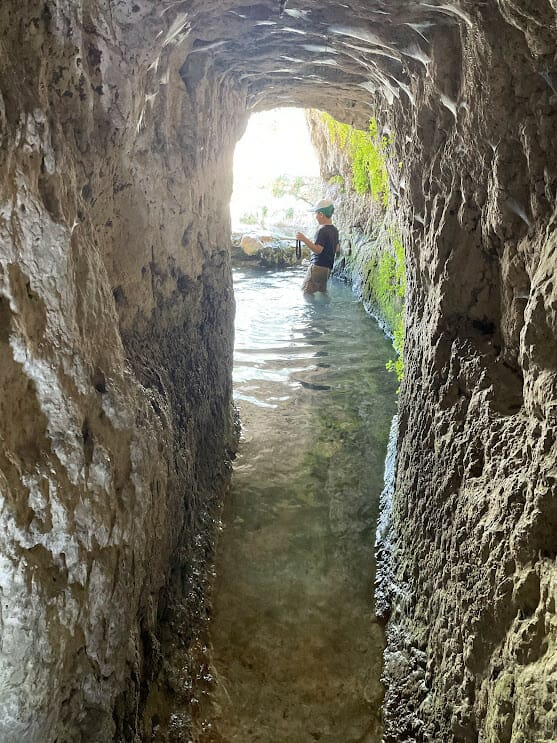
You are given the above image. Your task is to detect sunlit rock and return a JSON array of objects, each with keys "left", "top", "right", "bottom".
[
  {"left": 236, "top": 232, "right": 308, "bottom": 267},
  {"left": 240, "top": 234, "right": 265, "bottom": 255}
]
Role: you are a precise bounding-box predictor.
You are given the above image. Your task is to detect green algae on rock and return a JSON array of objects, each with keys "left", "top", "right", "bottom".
[{"left": 308, "top": 111, "right": 406, "bottom": 382}]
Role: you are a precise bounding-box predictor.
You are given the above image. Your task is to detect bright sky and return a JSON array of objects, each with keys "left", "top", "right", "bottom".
[
  {"left": 234, "top": 108, "right": 320, "bottom": 180},
  {"left": 230, "top": 108, "right": 320, "bottom": 230}
]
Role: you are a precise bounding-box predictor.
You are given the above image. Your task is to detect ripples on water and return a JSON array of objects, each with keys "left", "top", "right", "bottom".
[{"left": 200, "top": 266, "right": 398, "bottom": 743}]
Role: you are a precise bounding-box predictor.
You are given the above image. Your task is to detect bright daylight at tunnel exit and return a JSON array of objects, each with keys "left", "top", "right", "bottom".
[{"left": 0, "top": 1, "right": 556, "bottom": 742}]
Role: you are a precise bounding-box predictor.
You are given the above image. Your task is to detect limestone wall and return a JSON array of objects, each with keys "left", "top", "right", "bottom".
[
  {"left": 307, "top": 8, "right": 557, "bottom": 741},
  {"left": 0, "top": 3, "right": 244, "bottom": 740},
  {"left": 305, "top": 6, "right": 556, "bottom": 739}
]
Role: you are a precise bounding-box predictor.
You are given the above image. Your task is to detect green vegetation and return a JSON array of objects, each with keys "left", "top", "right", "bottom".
[
  {"left": 239, "top": 206, "right": 268, "bottom": 227},
  {"left": 321, "top": 113, "right": 391, "bottom": 207},
  {"left": 272, "top": 174, "right": 304, "bottom": 199},
  {"left": 328, "top": 175, "right": 345, "bottom": 190},
  {"left": 271, "top": 174, "right": 321, "bottom": 205},
  {"left": 239, "top": 211, "right": 259, "bottom": 225},
  {"left": 364, "top": 229, "right": 405, "bottom": 383},
  {"left": 320, "top": 112, "right": 404, "bottom": 382},
  {"left": 389, "top": 231, "right": 405, "bottom": 382}
]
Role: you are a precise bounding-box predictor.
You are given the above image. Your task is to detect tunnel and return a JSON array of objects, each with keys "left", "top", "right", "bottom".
[{"left": 0, "top": 1, "right": 556, "bottom": 741}]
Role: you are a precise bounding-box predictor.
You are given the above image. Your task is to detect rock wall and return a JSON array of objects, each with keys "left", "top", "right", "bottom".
[
  {"left": 1, "top": 0, "right": 556, "bottom": 741},
  {"left": 307, "top": 7, "right": 557, "bottom": 740},
  {"left": 0, "top": 3, "right": 245, "bottom": 740},
  {"left": 307, "top": 7, "right": 557, "bottom": 742},
  {"left": 381, "top": 10, "right": 557, "bottom": 743}
]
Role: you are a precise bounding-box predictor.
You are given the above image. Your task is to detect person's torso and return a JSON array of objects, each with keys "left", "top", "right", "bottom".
[{"left": 311, "top": 224, "right": 339, "bottom": 268}]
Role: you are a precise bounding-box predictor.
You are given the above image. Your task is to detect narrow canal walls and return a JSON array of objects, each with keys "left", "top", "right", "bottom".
[
  {"left": 0, "top": 3, "right": 245, "bottom": 739},
  {"left": 384, "top": 16, "right": 557, "bottom": 743},
  {"left": 0, "top": 1, "right": 556, "bottom": 741},
  {"left": 306, "top": 12, "right": 557, "bottom": 743}
]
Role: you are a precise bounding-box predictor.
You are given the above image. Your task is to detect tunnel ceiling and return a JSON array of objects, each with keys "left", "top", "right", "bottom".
[
  {"left": 128, "top": 0, "right": 484, "bottom": 127},
  {"left": 183, "top": 0, "right": 447, "bottom": 114}
]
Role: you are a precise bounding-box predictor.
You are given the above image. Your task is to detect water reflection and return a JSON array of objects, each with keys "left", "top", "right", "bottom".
[{"left": 200, "top": 266, "right": 397, "bottom": 742}]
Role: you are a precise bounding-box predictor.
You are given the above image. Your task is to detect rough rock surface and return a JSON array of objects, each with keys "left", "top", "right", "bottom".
[
  {"left": 376, "top": 10, "right": 557, "bottom": 742},
  {"left": 1, "top": 0, "right": 556, "bottom": 741},
  {"left": 233, "top": 232, "right": 309, "bottom": 267},
  {"left": 0, "top": 2, "right": 243, "bottom": 740}
]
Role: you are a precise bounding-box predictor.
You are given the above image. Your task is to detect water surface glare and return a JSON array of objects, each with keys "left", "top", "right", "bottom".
[{"left": 205, "top": 267, "right": 397, "bottom": 742}]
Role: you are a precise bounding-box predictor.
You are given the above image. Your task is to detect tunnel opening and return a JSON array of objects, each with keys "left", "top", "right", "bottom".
[
  {"left": 230, "top": 107, "right": 320, "bottom": 240},
  {"left": 186, "top": 106, "right": 402, "bottom": 740}
]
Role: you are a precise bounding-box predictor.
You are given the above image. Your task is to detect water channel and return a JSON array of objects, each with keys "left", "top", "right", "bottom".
[{"left": 200, "top": 266, "right": 398, "bottom": 742}]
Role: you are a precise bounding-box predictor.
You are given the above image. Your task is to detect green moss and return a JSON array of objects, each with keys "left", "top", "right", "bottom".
[
  {"left": 386, "top": 322, "right": 404, "bottom": 383},
  {"left": 323, "top": 115, "right": 351, "bottom": 150},
  {"left": 320, "top": 113, "right": 391, "bottom": 207},
  {"left": 328, "top": 175, "right": 345, "bottom": 189},
  {"left": 319, "top": 111, "right": 404, "bottom": 383},
  {"left": 363, "top": 230, "right": 405, "bottom": 383},
  {"left": 485, "top": 671, "right": 516, "bottom": 743}
]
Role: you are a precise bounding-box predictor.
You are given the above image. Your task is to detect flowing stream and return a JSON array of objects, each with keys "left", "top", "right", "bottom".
[{"left": 200, "top": 266, "right": 398, "bottom": 742}]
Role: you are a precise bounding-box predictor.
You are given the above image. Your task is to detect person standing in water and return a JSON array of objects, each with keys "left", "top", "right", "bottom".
[{"left": 296, "top": 198, "right": 340, "bottom": 294}]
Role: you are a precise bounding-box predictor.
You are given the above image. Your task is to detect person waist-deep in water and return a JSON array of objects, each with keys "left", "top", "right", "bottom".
[{"left": 296, "top": 199, "right": 340, "bottom": 294}]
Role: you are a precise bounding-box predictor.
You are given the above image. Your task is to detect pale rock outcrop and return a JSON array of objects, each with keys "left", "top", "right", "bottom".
[{"left": 240, "top": 234, "right": 265, "bottom": 255}]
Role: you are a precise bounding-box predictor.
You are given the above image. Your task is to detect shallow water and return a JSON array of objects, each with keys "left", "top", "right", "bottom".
[{"left": 200, "top": 266, "right": 398, "bottom": 742}]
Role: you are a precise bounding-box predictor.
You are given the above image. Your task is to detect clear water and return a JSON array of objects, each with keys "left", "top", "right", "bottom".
[{"left": 199, "top": 267, "right": 398, "bottom": 742}]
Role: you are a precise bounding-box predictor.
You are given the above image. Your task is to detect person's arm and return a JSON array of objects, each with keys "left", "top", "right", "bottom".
[
  {"left": 296, "top": 231, "right": 323, "bottom": 254},
  {"left": 335, "top": 242, "right": 340, "bottom": 255}
]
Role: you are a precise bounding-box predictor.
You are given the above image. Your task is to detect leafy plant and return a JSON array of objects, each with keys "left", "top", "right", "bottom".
[
  {"left": 240, "top": 211, "right": 258, "bottom": 225},
  {"left": 328, "top": 175, "right": 345, "bottom": 189},
  {"left": 320, "top": 113, "right": 391, "bottom": 207},
  {"left": 271, "top": 174, "right": 320, "bottom": 205}
]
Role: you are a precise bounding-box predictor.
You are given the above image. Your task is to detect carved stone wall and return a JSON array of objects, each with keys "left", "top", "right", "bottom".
[
  {"left": 0, "top": 3, "right": 244, "bottom": 739},
  {"left": 382, "top": 10, "right": 557, "bottom": 740}
]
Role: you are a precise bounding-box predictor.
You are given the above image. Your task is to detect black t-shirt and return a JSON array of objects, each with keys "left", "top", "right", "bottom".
[{"left": 311, "top": 224, "right": 339, "bottom": 269}]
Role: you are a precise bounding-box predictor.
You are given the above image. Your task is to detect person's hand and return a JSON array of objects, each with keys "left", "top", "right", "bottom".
[{"left": 295, "top": 232, "right": 307, "bottom": 243}]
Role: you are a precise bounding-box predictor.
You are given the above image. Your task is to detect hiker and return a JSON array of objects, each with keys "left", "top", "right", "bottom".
[{"left": 296, "top": 199, "right": 340, "bottom": 294}]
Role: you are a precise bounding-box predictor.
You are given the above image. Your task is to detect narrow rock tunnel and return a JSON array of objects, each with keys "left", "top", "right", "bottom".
[{"left": 0, "top": 1, "right": 556, "bottom": 741}]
